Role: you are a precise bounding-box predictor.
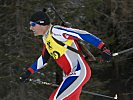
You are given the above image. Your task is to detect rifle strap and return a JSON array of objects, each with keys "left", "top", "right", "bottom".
[{"left": 52, "top": 36, "right": 82, "bottom": 55}]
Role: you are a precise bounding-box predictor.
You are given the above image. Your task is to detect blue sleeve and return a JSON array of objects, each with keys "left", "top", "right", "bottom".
[
  {"left": 30, "top": 55, "right": 48, "bottom": 72},
  {"left": 28, "top": 45, "right": 50, "bottom": 73},
  {"left": 79, "top": 33, "right": 102, "bottom": 47}
]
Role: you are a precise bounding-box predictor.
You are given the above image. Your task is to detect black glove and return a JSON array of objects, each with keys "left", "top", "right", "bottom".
[
  {"left": 101, "top": 46, "right": 112, "bottom": 62},
  {"left": 19, "top": 70, "right": 31, "bottom": 83}
]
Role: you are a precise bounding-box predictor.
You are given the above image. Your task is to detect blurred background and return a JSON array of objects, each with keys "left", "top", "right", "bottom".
[{"left": 0, "top": 0, "right": 133, "bottom": 100}]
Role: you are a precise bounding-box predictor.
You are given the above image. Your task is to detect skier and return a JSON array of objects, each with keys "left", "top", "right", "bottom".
[{"left": 19, "top": 9, "right": 112, "bottom": 100}]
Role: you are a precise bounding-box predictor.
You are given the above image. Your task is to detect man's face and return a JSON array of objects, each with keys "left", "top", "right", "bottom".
[{"left": 30, "top": 21, "right": 48, "bottom": 36}]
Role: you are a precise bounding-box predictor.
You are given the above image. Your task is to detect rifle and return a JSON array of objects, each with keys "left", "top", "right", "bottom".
[
  {"left": 49, "top": 1, "right": 133, "bottom": 60},
  {"left": 50, "top": 2, "right": 96, "bottom": 61}
]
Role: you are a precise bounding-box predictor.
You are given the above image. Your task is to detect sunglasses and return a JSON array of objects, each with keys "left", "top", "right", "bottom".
[
  {"left": 30, "top": 20, "right": 45, "bottom": 27},
  {"left": 30, "top": 22, "right": 37, "bottom": 27}
]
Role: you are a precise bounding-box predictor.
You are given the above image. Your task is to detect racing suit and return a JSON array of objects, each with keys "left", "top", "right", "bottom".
[{"left": 27, "top": 25, "right": 105, "bottom": 100}]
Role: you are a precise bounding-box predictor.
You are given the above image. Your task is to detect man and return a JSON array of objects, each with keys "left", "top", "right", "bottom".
[{"left": 20, "top": 9, "right": 111, "bottom": 100}]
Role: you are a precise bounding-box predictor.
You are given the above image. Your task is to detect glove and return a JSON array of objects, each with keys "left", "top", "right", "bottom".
[
  {"left": 101, "top": 46, "right": 112, "bottom": 62},
  {"left": 19, "top": 70, "right": 31, "bottom": 83}
]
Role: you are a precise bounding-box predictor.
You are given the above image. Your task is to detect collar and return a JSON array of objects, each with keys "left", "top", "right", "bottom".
[{"left": 43, "top": 24, "right": 53, "bottom": 38}]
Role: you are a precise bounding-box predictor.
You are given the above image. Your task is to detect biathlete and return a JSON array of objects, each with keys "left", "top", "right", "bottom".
[{"left": 20, "top": 9, "right": 112, "bottom": 100}]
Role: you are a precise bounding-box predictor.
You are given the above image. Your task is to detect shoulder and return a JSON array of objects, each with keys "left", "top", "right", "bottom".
[
  {"left": 52, "top": 25, "right": 78, "bottom": 33},
  {"left": 52, "top": 25, "right": 88, "bottom": 35},
  {"left": 52, "top": 25, "right": 67, "bottom": 32},
  {"left": 50, "top": 25, "right": 67, "bottom": 41},
  {"left": 50, "top": 25, "right": 64, "bottom": 35}
]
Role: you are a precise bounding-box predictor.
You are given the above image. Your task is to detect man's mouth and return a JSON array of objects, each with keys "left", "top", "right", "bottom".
[
  {"left": 33, "top": 31, "right": 38, "bottom": 36},
  {"left": 33, "top": 30, "right": 36, "bottom": 33}
]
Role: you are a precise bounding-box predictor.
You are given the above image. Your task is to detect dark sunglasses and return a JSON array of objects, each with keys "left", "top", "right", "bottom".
[
  {"left": 30, "top": 20, "right": 45, "bottom": 27},
  {"left": 30, "top": 22, "right": 37, "bottom": 27}
]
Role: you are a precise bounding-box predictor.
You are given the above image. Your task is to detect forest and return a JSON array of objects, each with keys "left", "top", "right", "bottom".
[{"left": 0, "top": 0, "right": 133, "bottom": 100}]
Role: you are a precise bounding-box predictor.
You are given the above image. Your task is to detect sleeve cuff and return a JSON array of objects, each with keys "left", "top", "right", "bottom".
[
  {"left": 27, "top": 68, "right": 34, "bottom": 74},
  {"left": 97, "top": 42, "right": 105, "bottom": 49}
]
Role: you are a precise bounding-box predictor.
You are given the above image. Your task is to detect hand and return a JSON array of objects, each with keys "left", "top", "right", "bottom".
[
  {"left": 101, "top": 47, "right": 112, "bottom": 62},
  {"left": 19, "top": 70, "right": 31, "bottom": 83}
]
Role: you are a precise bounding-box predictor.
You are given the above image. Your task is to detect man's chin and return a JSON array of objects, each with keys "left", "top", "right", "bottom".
[
  {"left": 34, "top": 33, "right": 38, "bottom": 36},
  {"left": 34, "top": 33, "right": 43, "bottom": 36}
]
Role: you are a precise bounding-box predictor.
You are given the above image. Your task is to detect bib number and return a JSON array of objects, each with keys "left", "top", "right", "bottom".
[{"left": 50, "top": 51, "right": 60, "bottom": 59}]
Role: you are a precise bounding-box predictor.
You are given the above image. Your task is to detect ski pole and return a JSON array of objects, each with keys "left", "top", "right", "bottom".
[
  {"left": 29, "top": 78, "right": 58, "bottom": 87},
  {"left": 28, "top": 78, "right": 118, "bottom": 99},
  {"left": 112, "top": 47, "right": 133, "bottom": 56},
  {"left": 82, "top": 90, "right": 118, "bottom": 100}
]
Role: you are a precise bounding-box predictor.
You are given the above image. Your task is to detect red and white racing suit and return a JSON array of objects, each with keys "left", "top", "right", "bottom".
[{"left": 27, "top": 25, "right": 105, "bottom": 100}]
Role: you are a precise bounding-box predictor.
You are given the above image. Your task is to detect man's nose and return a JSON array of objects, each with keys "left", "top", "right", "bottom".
[{"left": 30, "top": 26, "right": 33, "bottom": 30}]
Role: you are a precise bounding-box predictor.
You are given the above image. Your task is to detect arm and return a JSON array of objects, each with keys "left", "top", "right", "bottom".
[
  {"left": 52, "top": 25, "right": 111, "bottom": 62},
  {"left": 52, "top": 25, "right": 104, "bottom": 49},
  {"left": 20, "top": 45, "right": 50, "bottom": 82},
  {"left": 28, "top": 45, "right": 50, "bottom": 74}
]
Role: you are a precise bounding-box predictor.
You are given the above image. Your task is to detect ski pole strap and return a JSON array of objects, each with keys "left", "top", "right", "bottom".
[{"left": 52, "top": 36, "right": 82, "bottom": 55}]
